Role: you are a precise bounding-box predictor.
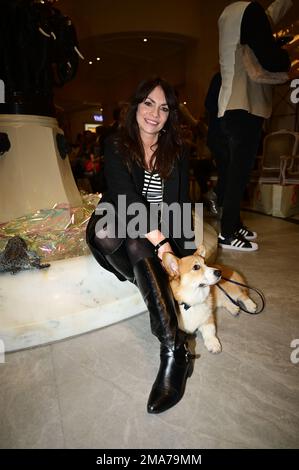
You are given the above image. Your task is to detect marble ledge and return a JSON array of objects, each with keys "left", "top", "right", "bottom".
[{"left": 0, "top": 255, "right": 145, "bottom": 352}]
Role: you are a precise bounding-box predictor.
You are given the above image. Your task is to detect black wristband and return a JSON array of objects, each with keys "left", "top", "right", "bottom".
[{"left": 154, "top": 238, "right": 169, "bottom": 255}]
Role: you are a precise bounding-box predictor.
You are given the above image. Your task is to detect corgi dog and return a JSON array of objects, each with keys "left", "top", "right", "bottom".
[{"left": 163, "top": 245, "right": 257, "bottom": 353}]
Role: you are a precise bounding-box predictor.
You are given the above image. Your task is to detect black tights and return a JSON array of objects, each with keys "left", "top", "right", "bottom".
[{"left": 94, "top": 228, "right": 156, "bottom": 282}]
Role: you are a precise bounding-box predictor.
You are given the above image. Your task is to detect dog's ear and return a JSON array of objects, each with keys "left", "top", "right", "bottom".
[
  {"left": 196, "top": 244, "right": 206, "bottom": 258},
  {"left": 162, "top": 252, "right": 180, "bottom": 278}
]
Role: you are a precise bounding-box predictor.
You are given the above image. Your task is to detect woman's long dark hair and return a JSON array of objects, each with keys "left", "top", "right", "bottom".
[{"left": 117, "top": 77, "right": 183, "bottom": 179}]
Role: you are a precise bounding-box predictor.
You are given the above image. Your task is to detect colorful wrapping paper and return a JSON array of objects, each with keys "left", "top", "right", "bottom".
[{"left": 0, "top": 193, "right": 101, "bottom": 262}]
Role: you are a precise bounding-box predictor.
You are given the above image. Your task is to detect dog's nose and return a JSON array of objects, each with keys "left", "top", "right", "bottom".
[{"left": 214, "top": 269, "right": 222, "bottom": 278}]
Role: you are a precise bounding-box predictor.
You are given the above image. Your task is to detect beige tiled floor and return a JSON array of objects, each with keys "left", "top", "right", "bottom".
[{"left": 0, "top": 212, "right": 299, "bottom": 449}]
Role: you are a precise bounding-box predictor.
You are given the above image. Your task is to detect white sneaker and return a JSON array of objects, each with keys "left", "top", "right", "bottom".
[
  {"left": 218, "top": 234, "right": 258, "bottom": 252},
  {"left": 237, "top": 226, "right": 257, "bottom": 241}
]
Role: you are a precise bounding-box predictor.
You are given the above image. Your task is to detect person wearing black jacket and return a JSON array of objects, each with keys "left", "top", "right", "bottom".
[{"left": 86, "top": 77, "right": 196, "bottom": 414}]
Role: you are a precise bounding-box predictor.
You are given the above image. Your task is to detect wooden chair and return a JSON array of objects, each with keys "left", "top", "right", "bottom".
[
  {"left": 280, "top": 155, "right": 299, "bottom": 185},
  {"left": 256, "top": 130, "right": 299, "bottom": 184}
]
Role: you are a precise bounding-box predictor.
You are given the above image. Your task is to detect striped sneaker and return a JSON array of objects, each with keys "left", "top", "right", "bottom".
[
  {"left": 237, "top": 226, "right": 257, "bottom": 241},
  {"left": 218, "top": 234, "right": 258, "bottom": 251}
]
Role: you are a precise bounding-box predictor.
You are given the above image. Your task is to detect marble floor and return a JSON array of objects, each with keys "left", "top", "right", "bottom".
[{"left": 0, "top": 211, "right": 299, "bottom": 449}]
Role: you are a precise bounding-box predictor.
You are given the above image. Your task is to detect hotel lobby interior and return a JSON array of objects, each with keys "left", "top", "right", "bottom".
[{"left": 0, "top": 0, "right": 298, "bottom": 450}]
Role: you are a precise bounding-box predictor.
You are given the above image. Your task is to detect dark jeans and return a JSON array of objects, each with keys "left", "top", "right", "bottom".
[
  {"left": 220, "top": 110, "right": 263, "bottom": 237},
  {"left": 207, "top": 129, "right": 230, "bottom": 206},
  {"left": 190, "top": 158, "right": 215, "bottom": 196}
]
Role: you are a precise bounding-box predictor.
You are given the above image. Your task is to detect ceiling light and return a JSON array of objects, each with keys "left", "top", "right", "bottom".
[
  {"left": 96, "top": 57, "right": 101, "bottom": 61},
  {"left": 183, "top": 101, "right": 187, "bottom": 105},
  {"left": 143, "top": 38, "right": 148, "bottom": 42},
  {"left": 89, "top": 61, "right": 93, "bottom": 65}
]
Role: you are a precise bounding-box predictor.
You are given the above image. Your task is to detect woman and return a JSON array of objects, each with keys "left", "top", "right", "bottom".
[{"left": 86, "top": 77, "right": 196, "bottom": 414}]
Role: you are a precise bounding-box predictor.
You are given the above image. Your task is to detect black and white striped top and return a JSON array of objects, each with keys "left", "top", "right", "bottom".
[{"left": 142, "top": 170, "right": 163, "bottom": 204}]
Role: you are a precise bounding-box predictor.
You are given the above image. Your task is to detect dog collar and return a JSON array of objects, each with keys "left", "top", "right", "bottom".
[{"left": 180, "top": 302, "right": 191, "bottom": 311}]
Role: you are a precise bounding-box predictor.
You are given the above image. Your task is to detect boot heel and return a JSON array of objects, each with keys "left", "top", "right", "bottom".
[{"left": 147, "top": 344, "right": 194, "bottom": 414}]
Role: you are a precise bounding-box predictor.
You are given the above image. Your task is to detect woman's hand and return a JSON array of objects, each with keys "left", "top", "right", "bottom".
[
  {"left": 156, "top": 241, "right": 174, "bottom": 267},
  {"left": 145, "top": 229, "right": 174, "bottom": 265}
]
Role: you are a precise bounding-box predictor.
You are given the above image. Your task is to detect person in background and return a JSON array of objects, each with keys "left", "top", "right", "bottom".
[
  {"left": 86, "top": 77, "right": 196, "bottom": 414},
  {"left": 178, "top": 99, "right": 215, "bottom": 203},
  {"left": 217, "top": 0, "right": 295, "bottom": 252},
  {"left": 204, "top": 71, "right": 229, "bottom": 218},
  {"left": 102, "top": 102, "right": 129, "bottom": 144}
]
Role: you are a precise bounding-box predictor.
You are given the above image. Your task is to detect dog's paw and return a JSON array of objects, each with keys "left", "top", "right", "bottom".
[
  {"left": 243, "top": 298, "right": 257, "bottom": 313},
  {"left": 205, "top": 337, "right": 222, "bottom": 354},
  {"left": 228, "top": 305, "right": 240, "bottom": 316}
]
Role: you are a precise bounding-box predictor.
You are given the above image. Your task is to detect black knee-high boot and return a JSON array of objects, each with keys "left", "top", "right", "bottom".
[
  {"left": 133, "top": 256, "right": 193, "bottom": 414},
  {"left": 93, "top": 236, "right": 135, "bottom": 284},
  {"left": 105, "top": 244, "right": 135, "bottom": 284}
]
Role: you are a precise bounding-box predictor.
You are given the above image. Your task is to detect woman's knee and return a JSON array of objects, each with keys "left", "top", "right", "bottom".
[
  {"left": 125, "top": 237, "right": 154, "bottom": 264},
  {"left": 94, "top": 230, "right": 123, "bottom": 255}
]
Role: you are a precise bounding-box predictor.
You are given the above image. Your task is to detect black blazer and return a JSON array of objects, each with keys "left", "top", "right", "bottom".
[{"left": 86, "top": 136, "right": 195, "bottom": 279}]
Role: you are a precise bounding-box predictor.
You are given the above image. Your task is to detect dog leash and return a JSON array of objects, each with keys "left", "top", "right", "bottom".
[{"left": 216, "top": 276, "right": 265, "bottom": 314}]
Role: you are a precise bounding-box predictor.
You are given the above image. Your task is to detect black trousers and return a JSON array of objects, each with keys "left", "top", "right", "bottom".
[
  {"left": 220, "top": 110, "right": 263, "bottom": 237},
  {"left": 190, "top": 158, "right": 215, "bottom": 196},
  {"left": 207, "top": 129, "right": 230, "bottom": 206}
]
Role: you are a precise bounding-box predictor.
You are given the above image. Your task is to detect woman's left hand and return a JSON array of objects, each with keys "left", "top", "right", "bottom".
[{"left": 157, "top": 242, "right": 174, "bottom": 267}]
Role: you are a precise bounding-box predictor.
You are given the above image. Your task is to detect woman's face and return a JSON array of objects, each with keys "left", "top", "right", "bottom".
[{"left": 136, "top": 85, "right": 170, "bottom": 139}]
